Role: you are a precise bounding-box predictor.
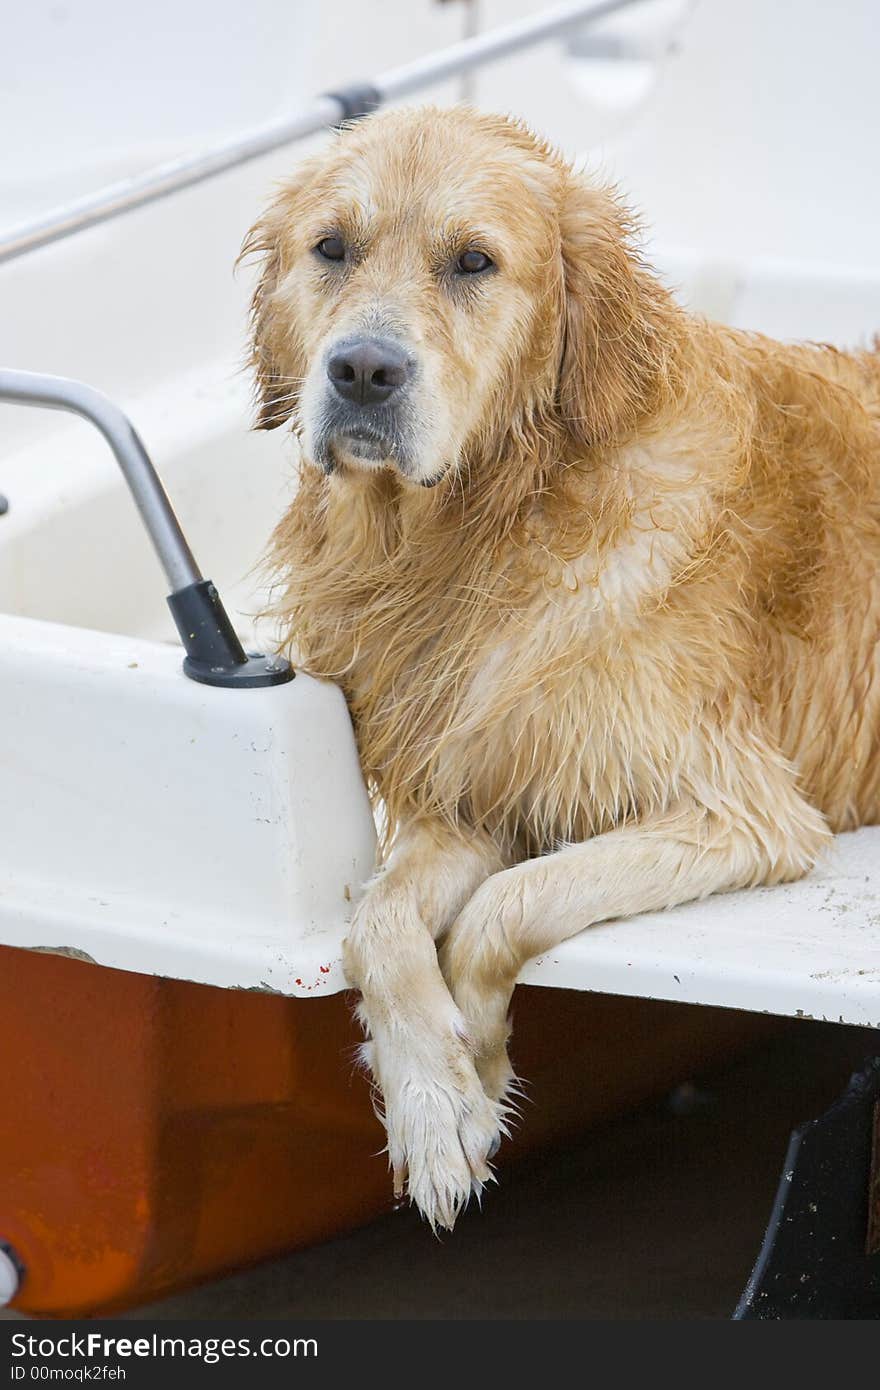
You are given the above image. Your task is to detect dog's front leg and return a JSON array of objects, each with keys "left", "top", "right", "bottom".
[
  {"left": 442, "top": 773, "right": 830, "bottom": 1101},
  {"left": 343, "top": 820, "right": 504, "bottom": 1229}
]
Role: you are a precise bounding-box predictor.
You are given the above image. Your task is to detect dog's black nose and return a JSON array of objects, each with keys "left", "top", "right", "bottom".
[{"left": 327, "top": 338, "right": 409, "bottom": 406}]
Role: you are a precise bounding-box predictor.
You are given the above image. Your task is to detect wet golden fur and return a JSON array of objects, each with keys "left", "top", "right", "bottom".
[{"left": 244, "top": 106, "right": 880, "bottom": 1229}]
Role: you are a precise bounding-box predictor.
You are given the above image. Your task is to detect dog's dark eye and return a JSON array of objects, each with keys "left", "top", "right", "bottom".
[
  {"left": 456, "top": 249, "right": 493, "bottom": 275},
  {"left": 315, "top": 235, "right": 346, "bottom": 262}
]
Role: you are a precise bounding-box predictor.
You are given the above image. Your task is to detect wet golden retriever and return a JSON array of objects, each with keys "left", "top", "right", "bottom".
[{"left": 243, "top": 105, "right": 880, "bottom": 1230}]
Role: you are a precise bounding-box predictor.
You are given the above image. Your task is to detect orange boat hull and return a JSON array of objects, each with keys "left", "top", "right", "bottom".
[{"left": 0, "top": 945, "right": 770, "bottom": 1315}]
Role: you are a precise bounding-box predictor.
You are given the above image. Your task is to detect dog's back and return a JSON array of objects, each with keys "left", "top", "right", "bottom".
[{"left": 718, "top": 330, "right": 880, "bottom": 831}]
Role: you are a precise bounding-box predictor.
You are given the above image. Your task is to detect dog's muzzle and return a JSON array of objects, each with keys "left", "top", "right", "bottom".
[{"left": 315, "top": 333, "right": 416, "bottom": 474}]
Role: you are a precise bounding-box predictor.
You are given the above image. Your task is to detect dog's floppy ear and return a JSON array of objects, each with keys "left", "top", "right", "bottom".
[
  {"left": 557, "top": 176, "right": 678, "bottom": 448},
  {"left": 239, "top": 206, "right": 292, "bottom": 430},
  {"left": 239, "top": 171, "right": 315, "bottom": 431}
]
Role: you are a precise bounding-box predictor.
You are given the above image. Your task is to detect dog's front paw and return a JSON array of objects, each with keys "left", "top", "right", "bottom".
[
  {"left": 439, "top": 877, "right": 523, "bottom": 1110},
  {"left": 395, "top": 1075, "right": 505, "bottom": 1231},
  {"left": 365, "top": 1029, "right": 507, "bottom": 1230}
]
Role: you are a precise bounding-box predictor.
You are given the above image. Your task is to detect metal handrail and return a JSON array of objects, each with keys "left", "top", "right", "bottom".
[
  {"left": 0, "top": 370, "right": 292, "bottom": 689},
  {"left": 0, "top": 369, "right": 201, "bottom": 591},
  {"left": 0, "top": 0, "right": 645, "bottom": 265}
]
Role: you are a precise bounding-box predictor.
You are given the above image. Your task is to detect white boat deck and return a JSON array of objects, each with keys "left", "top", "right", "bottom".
[
  {"left": 521, "top": 827, "right": 880, "bottom": 1027},
  {"left": 0, "top": 606, "right": 876, "bottom": 1030}
]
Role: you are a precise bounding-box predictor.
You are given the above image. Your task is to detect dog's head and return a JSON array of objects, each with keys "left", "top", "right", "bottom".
[{"left": 243, "top": 106, "right": 675, "bottom": 485}]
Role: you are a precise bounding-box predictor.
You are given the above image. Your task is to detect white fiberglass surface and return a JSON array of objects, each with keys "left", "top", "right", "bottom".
[{"left": 0, "top": 366, "right": 379, "bottom": 999}]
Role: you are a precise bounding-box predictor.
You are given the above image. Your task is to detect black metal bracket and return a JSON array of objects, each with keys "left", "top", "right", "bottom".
[
  {"left": 167, "top": 580, "right": 292, "bottom": 689},
  {"left": 734, "top": 1054, "right": 880, "bottom": 1319},
  {"left": 322, "top": 83, "right": 382, "bottom": 125}
]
